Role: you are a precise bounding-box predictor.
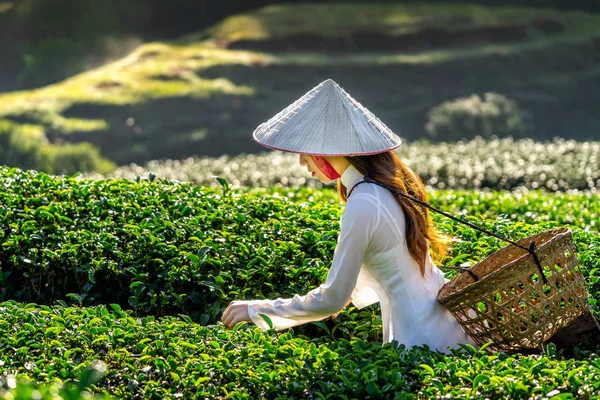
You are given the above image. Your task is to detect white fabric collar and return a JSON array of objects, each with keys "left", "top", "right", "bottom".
[{"left": 340, "top": 164, "right": 366, "bottom": 191}]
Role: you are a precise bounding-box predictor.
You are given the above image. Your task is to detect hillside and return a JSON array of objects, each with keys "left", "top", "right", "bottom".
[{"left": 1, "top": 3, "right": 599, "bottom": 172}]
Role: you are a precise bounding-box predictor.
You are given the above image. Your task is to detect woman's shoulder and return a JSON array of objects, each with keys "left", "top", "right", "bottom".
[
  {"left": 346, "top": 183, "right": 377, "bottom": 205},
  {"left": 346, "top": 181, "right": 406, "bottom": 222},
  {"left": 343, "top": 182, "right": 389, "bottom": 219},
  {"left": 347, "top": 179, "right": 396, "bottom": 205}
]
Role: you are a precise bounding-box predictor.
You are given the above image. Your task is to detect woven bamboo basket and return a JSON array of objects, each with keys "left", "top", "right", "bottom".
[{"left": 437, "top": 227, "right": 591, "bottom": 352}]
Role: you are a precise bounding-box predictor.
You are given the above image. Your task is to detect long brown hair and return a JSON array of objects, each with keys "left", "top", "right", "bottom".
[{"left": 337, "top": 151, "right": 452, "bottom": 278}]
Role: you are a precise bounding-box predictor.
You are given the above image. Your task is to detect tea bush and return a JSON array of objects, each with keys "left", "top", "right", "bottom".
[
  {"left": 0, "top": 361, "right": 114, "bottom": 400},
  {"left": 420, "top": 189, "right": 600, "bottom": 232},
  {"left": 83, "top": 137, "right": 600, "bottom": 192},
  {"left": 2, "top": 166, "right": 600, "bottom": 329},
  {"left": 244, "top": 187, "right": 600, "bottom": 230},
  {"left": 2, "top": 301, "right": 600, "bottom": 399},
  {"left": 269, "top": 187, "right": 600, "bottom": 231},
  {"left": 0, "top": 301, "right": 422, "bottom": 399},
  {"left": 0, "top": 166, "right": 347, "bottom": 328},
  {"left": 425, "top": 92, "right": 531, "bottom": 141},
  {"left": 2, "top": 166, "right": 600, "bottom": 398}
]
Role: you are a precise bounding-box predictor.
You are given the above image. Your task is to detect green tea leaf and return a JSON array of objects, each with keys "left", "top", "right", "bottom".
[{"left": 258, "top": 314, "right": 274, "bottom": 329}]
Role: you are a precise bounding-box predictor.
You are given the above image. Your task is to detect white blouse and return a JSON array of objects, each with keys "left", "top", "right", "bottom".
[{"left": 247, "top": 164, "right": 479, "bottom": 354}]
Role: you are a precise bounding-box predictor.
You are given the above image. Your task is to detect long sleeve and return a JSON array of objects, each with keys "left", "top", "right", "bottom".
[{"left": 247, "top": 196, "right": 378, "bottom": 331}]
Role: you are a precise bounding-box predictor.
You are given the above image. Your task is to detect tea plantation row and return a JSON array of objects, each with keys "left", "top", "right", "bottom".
[
  {"left": 3, "top": 300, "right": 600, "bottom": 399},
  {"left": 83, "top": 137, "right": 600, "bottom": 192},
  {"left": 2, "top": 166, "right": 600, "bottom": 326},
  {"left": 2, "top": 166, "right": 600, "bottom": 398},
  {"left": 254, "top": 186, "right": 600, "bottom": 232},
  {"left": 0, "top": 168, "right": 600, "bottom": 324}
]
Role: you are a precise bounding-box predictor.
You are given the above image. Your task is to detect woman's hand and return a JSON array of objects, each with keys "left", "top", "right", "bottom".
[
  {"left": 221, "top": 300, "right": 252, "bottom": 329},
  {"left": 332, "top": 296, "right": 353, "bottom": 319}
]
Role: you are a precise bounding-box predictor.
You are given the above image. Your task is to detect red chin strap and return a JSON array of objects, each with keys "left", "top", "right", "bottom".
[{"left": 310, "top": 155, "right": 341, "bottom": 180}]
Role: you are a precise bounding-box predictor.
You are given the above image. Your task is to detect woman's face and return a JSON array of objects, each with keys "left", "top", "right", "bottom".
[{"left": 299, "top": 153, "right": 332, "bottom": 183}]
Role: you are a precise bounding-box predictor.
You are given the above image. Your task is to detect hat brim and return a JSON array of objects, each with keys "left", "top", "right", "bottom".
[{"left": 252, "top": 135, "right": 401, "bottom": 157}]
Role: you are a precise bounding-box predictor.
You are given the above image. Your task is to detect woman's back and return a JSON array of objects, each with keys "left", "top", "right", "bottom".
[{"left": 343, "top": 164, "right": 479, "bottom": 353}]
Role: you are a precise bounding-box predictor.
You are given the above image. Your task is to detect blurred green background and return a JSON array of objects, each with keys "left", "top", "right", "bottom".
[{"left": 0, "top": 0, "right": 599, "bottom": 175}]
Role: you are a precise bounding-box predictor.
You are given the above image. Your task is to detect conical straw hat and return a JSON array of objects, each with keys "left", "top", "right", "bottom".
[{"left": 252, "top": 79, "right": 402, "bottom": 156}]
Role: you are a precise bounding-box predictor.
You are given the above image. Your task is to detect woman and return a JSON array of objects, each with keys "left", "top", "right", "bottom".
[{"left": 220, "top": 79, "right": 478, "bottom": 354}]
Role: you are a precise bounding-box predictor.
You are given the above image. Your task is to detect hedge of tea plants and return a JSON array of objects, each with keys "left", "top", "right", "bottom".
[
  {"left": 2, "top": 300, "right": 600, "bottom": 399},
  {"left": 2, "top": 166, "right": 600, "bottom": 398},
  {"left": 0, "top": 360, "right": 114, "bottom": 400},
  {"left": 0, "top": 166, "right": 342, "bottom": 328},
  {"left": 3, "top": 166, "right": 600, "bottom": 324},
  {"left": 83, "top": 137, "right": 600, "bottom": 192},
  {"left": 261, "top": 186, "right": 600, "bottom": 232}
]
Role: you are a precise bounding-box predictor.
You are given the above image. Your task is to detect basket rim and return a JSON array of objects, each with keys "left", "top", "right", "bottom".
[{"left": 437, "top": 226, "right": 573, "bottom": 303}]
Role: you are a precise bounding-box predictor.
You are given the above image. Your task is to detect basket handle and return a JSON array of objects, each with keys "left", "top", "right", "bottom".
[
  {"left": 349, "top": 176, "right": 549, "bottom": 284},
  {"left": 437, "top": 265, "right": 480, "bottom": 282}
]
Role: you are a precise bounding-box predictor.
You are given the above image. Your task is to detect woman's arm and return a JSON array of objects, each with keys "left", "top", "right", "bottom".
[
  {"left": 246, "top": 196, "right": 378, "bottom": 331},
  {"left": 332, "top": 295, "right": 353, "bottom": 319}
]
